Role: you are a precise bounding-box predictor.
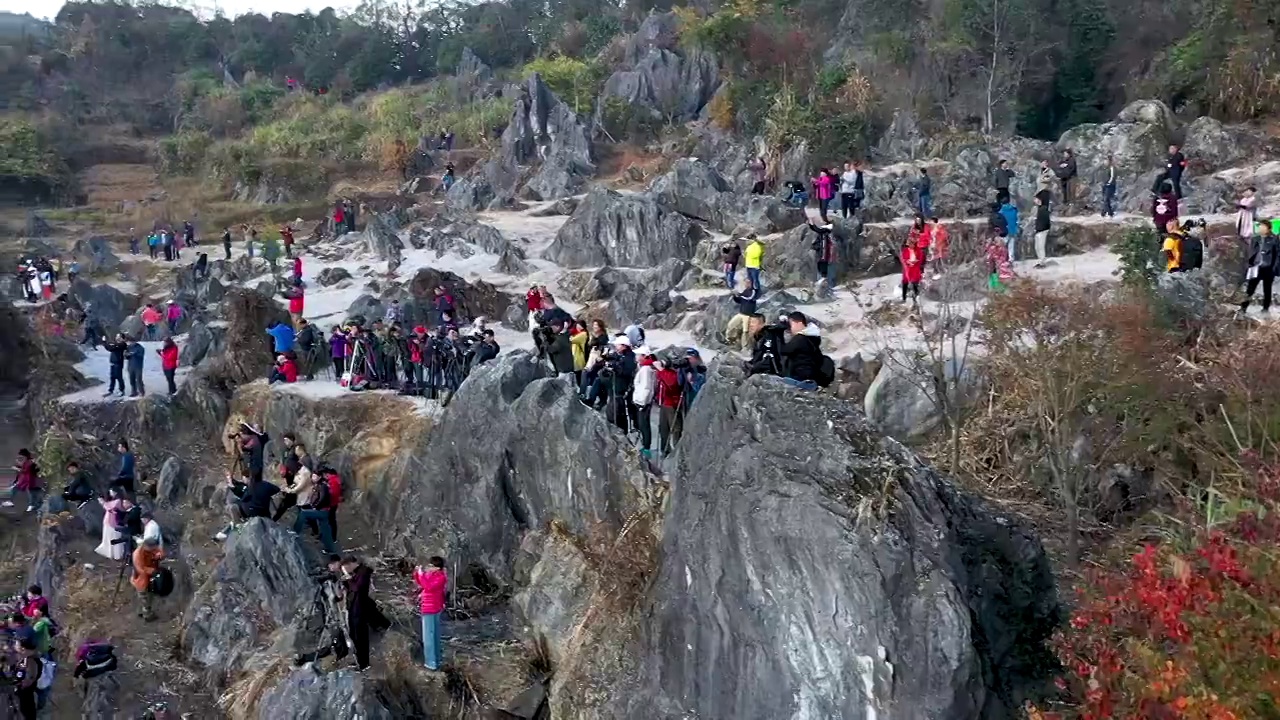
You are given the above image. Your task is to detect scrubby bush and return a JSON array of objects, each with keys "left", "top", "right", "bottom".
[
  {"left": 521, "top": 56, "right": 606, "bottom": 115},
  {"left": 157, "top": 130, "right": 213, "bottom": 175},
  {"left": 600, "top": 96, "right": 662, "bottom": 143}
]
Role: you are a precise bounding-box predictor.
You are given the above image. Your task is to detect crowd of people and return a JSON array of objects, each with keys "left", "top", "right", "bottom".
[{"left": 136, "top": 221, "right": 197, "bottom": 262}]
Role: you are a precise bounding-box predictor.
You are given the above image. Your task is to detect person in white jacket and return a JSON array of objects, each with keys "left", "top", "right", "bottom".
[
  {"left": 630, "top": 346, "right": 657, "bottom": 457},
  {"left": 1236, "top": 187, "right": 1258, "bottom": 241}
]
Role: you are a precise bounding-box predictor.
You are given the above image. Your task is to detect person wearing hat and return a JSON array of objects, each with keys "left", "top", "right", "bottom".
[
  {"left": 631, "top": 346, "right": 657, "bottom": 456},
  {"left": 601, "top": 335, "right": 637, "bottom": 431},
  {"left": 744, "top": 234, "right": 765, "bottom": 291},
  {"left": 131, "top": 535, "right": 165, "bottom": 622}
]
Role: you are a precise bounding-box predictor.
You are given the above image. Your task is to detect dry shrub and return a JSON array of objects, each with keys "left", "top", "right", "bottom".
[{"left": 217, "top": 656, "right": 291, "bottom": 720}]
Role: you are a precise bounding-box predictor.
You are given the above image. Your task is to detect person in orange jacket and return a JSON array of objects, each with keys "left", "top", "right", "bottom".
[
  {"left": 131, "top": 536, "right": 165, "bottom": 621},
  {"left": 928, "top": 217, "right": 950, "bottom": 279}
]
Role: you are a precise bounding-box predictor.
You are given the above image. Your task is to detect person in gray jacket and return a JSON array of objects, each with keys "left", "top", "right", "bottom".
[
  {"left": 126, "top": 338, "right": 146, "bottom": 397},
  {"left": 1241, "top": 222, "right": 1280, "bottom": 315}
]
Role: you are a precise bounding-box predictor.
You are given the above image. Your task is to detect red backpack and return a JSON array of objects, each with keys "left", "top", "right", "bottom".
[{"left": 325, "top": 471, "right": 343, "bottom": 506}]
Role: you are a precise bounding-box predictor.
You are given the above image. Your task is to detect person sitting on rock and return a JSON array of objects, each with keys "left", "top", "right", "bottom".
[
  {"left": 779, "top": 312, "right": 823, "bottom": 391},
  {"left": 217, "top": 470, "right": 279, "bottom": 541},
  {"left": 61, "top": 461, "right": 94, "bottom": 507},
  {"left": 269, "top": 354, "right": 299, "bottom": 384}
]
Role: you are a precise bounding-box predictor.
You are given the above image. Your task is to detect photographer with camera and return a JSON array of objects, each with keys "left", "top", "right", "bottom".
[
  {"left": 1177, "top": 218, "right": 1205, "bottom": 272},
  {"left": 597, "top": 336, "right": 638, "bottom": 431},
  {"left": 631, "top": 347, "right": 657, "bottom": 457},
  {"left": 131, "top": 536, "right": 165, "bottom": 622},
  {"left": 468, "top": 329, "right": 500, "bottom": 376},
  {"left": 779, "top": 312, "right": 824, "bottom": 391},
  {"left": 654, "top": 356, "right": 684, "bottom": 456},
  {"left": 544, "top": 319, "right": 576, "bottom": 377},
  {"left": 725, "top": 278, "right": 760, "bottom": 352},
  {"left": 744, "top": 314, "right": 784, "bottom": 377}
]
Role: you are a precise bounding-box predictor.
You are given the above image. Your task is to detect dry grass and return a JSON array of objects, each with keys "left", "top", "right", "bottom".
[
  {"left": 79, "top": 163, "right": 162, "bottom": 206},
  {"left": 217, "top": 654, "right": 292, "bottom": 720}
]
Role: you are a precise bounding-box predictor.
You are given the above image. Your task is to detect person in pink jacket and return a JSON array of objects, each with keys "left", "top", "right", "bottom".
[
  {"left": 813, "top": 169, "right": 835, "bottom": 223},
  {"left": 413, "top": 556, "right": 448, "bottom": 670}
]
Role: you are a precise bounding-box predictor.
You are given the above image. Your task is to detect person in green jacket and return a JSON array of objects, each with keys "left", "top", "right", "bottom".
[{"left": 262, "top": 236, "right": 282, "bottom": 276}]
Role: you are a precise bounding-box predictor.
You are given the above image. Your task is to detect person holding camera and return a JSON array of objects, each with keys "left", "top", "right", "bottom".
[
  {"left": 744, "top": 314, "right": 783, "bottom": 377},
  {"left": 131, "top": 536, "right": 165, "bottom": 622},
  {"left": 725, "top": 278, "right": 760, "bottom": 353},
  {"left": 779, "top": 312, "right": 824, "bottom": 391},
  {"left": 597, "top": 336, "right": 638, "bottom": 431},
  {"left": 654, "top": 357, "right": 684, "bottom": 455}
]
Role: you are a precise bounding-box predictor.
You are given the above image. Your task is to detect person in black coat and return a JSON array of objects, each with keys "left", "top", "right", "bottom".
[
  {"left": 779, "top": 312, "right": 822, "bottom": 384},
  {"left": 338, "top": 555, "right": 391, "bottom": 672},
  {"left": 103, "top": 334, "right": 128, "bottom": 397},
  {"left": 546, "top": 320, "right": 576, "bottom": 375}
]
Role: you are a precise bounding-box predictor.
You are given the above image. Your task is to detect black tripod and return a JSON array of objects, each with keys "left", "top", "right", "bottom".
[{"left": 110, "top": 535, "right": 136, "bottom": 606}]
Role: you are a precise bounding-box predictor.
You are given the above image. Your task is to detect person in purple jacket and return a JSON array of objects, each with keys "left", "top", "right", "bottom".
[{"left": 329, "top": 326, "right": 347, "bottom": 381}]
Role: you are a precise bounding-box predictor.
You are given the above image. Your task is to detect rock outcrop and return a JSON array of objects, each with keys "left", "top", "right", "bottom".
[
  {"left": 384, "top": 352, "right": 654, "bottom": 584},
  {"left": 181, "top": 518, "right": 320, "bottom": 681},
  {"left": 257, "top": 669, "right": 392, "bottom": 720},
  {"left": 68, "top": 280, "right": 138, "bottom": 334},
  {"left": 70, "top": 235, "right": 122, "bottom": 275},
  {"left": 599, "top": 12, "right": 719, "bottom": 123},
  {"left": 564, "top": 258, "right": 693, "bottom": 327},
  {"left": 471, "top": 73, "right": 596, "bottom": 208},
  {"left": 543, "top": 187, "right": 701, "bottom": 268},
  {"left": 204, "top": 288, "right": 290, "bottom": 386},
  {"left": 173, "top": 270, "right": 227, "bottom": 310},
  {"left": 456, "top": 47, "right": 495, "bottom": 102},
  {"left": 358, "top": 213, "right": 405, "bottom": 266},
  {"left": 648, "top": 158, "right": 805, "bottom": 235},
  {"left": 554, "top": 364, "right": 1059, "bottom": 719}
]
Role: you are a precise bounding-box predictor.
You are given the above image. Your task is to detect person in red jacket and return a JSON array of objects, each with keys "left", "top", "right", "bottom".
[
  {"left": 900, "top": 237, "right": 924, "bottom": 303},
  {"left": 270, "top": 354, "right": 298, "bottom": 384},
  {"left": 333, "top": 203, "right": 346, "bottom": 238},
  {"left": 525, "top": 285, "right": 543, "bottom": 327},
  {"left": 414, "top": 556, "right": 448, "bottom": 670},
  {"left": 286, "top": 283, "right": 305, "bottom": 327},
  {"left": 281, "top": 224, "right": 295, "bottom": 259},
  {"left": 655, "top": 359, "right": 684, "bottom": 456},
  {"left": 292, "top": 256, "right": 303, "bottom": 284},
  {"left": 157, "top": 337, "right": 179, "bottom": 395},
  {"left": 6, "top": 449, "right": 41, "bottom": 512}
]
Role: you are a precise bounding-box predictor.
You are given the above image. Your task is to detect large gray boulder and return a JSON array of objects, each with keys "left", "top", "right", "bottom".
[
  {"left": 71, "top": 235, "right": 122, "bottom": 275},
  {"left": 1155, "top": 267, "right": 1210, "bottom": 323},
  {"left": 445, "top": 176, "right": 496, "bottom": 213},
  {"left": 543, "top": 187, "right": 701, "bottom": 268},
  {"left": 566, "top": 258, "right": 693, "bottom": 327},
  {"left": 456, "top": 47, "right": 495, "bottom": 102},
  {"left": 344, "top": 294, "right": 386, "bottom": 326},
  {"left": 358, "top": 213, "right": 404, "bottom": 266},
  {"left": 384, "top": 352, "right": 653, "bottom": 584},
  {"left": 480, "top": 73, "right": 596, "bottom": 206},
  {"left": 648, "top": 158, "right": 805, "bottom": 235},
  {"left": 863, "top": 350, "right": 975, "bottom": 441},
  {"left": 179, "top": 320, "right": 222, "bottom": 367},
  {"left": 257, "top": 669, "right": 392, "bottom": 720},
  {"left": 172, "top": 269, "right": 226, "bottom": 309},
  {"left": 600, "top": 22, "right": 719, "bottom": 124},
  {"left": 555, "top": 364, "right": 1059, "bottom": 718},
  {"left": 68, "top": 280, "right": 138, "bottom": 334},
  {"left": 181, "top": 518, "right": 320, "bottom": 680}
]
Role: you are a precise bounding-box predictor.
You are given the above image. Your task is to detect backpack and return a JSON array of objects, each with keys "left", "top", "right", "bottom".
[
  {"left": 35, "top": 658, "right": 54, "bottom": 690},
  {"left": 1180, "top": 235, "right": 1203, "bottom": 270},
  {"left": 325, "top": 471, "right": 344, "bottom": 506},
  {"left": 149, "top": 567, "right": 175, "bottom": 597},
  {"left": 74, "top": 644, "right": 117, "bottom": 679},
  {"left": 815, "top": 355, "right": 837, "bottom": 388}
]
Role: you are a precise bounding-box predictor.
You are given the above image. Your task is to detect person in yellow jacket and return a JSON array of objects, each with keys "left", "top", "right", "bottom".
[
  {"left": 744, "top": 234, "right": 765, "bottom": 291},
  {"left": 570, "top": 320, "right": 589, "bottom": 375}
]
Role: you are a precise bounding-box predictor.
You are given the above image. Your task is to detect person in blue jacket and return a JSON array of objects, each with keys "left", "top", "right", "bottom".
[
  {"left": 267, "top": 321, "right": 296, "bottom": 354},
  {"left": 112, "top": 440, "right": 135, "bottom": 493},
  {"left": 998, "top": 200, "right": 1020, "bottom": 261}
]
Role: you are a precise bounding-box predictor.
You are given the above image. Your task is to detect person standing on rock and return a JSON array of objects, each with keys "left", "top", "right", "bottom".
[
  {"left": 295, "top": 464, "right": 338, "bottom": 554},
  {"left": 748, "top": 156, "right": 767, "bottom": 195},
  {"left": 928, "top": 217, "right": 950, "bottom": 280},
  {"left": 141, "top": 303, "right": 162, "bottom": 341},
  {"left": 296, "top": 319, "right": 318, "bottom": 381},
  {"left": 222, "top": 227, "right": 232, "bottom": 260},
  {"left": 281, "top": 223, "right": 295, "bottom": 259},
  {"left": 332, "top": 203, "right": 346, "bottom": 239},
  {"left": 1166, "top": 144, "right": 1187, "bottom": 199},
  {"left": 1036, "top": 159, "right": 1054, "bottom": 197},
  {"left": 1240, "top": 222, "right": 1279, "bottom": 316},
  {"left": 414, "top": 557, "right": 448, "bottom": 671},
  {"left": 999, "top": 198, "right": 1020, "bottom": 261},
  {"left": 744, "top": 234, "right": 765, "bottom": 291},
  {"left": 112, "top": 440, "right": 136, "bottom": 494},
  {"left": 96, "top": 487, "right": 129, "bottom": 560},
  {"left": 1101, "top": 155, "right": 1118, "bottom": 218},
  {"left": 275, "top": 441, "right": 312, "bottom": 523},
  {"left": 655, "top": 357, "right": 684, "bottom": 455},
  {"left": 126, "top": 337, "right": 146, "bottom": 397},
  {"left": 194, "top": 252, "right": 209, "bottom": 282},
  {"left": 839, "top": 162, "right": 859, "bottom": 219},
  {"left": 131, "top": 536, "right": 164, "bottom": 622},
  {"left": 345, "top": 202, "right": 358, "bottom": 234},
  {"left": 1033, "top": 190, "right": 1052, "bottom": 268},
  {"left": 103, "top": 334, "right": 127, "bottom": 397},
  {"left": 985, "top": 233, "right": 1016, "bottom": 291},
  {"left": 992, "top": 159, "right": 1014, "bottom": 205},
  {"left": 900, "top": 236, "right": 924, "bottom": 304},
  {"left": 433, "top": 286, "right": 455, "bottom": 330},
  {"left": 1056, "top": 149, "right": 1077, "bottom": 206},
  {"left": 285, "top": 282, "right": 305, "bottom": 329},
  {"left": 631, "top": 346, "right": 656, "bottom": 457},
  {"left": 184, "top": 220, "right": 196, "bottom": 248},
  {"left": 5, "top": 449, "right": 42, "bottom": 513},
  {"left": 1236, "top": 187, "right": 1258, "bottom": 242},
  {"left": 726, "top": 278, "right": 760, "bottom": 352},
  {"left": 914, "top": 167, "right": 932, "bottom": 218},
  {"left": 340, "top": 555, "right": 389, "bottom": 672},
  {"left": 157, "top": 338, "right": 178, "bottom": 396},
  {"left": 813, "top": 169, "right": 835, "bottom": 223},
  {"left": 809, "top": 221, "right": 837, "bottom": 297},
  {"left": 721, "top": 239, "right": 742, "bottom": 290},
  {"left": 267, "top": 321, "right": 296, "bottom": 357},
  {"left": 165, "top": 300, "right": 183, "bottom": 335}
]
